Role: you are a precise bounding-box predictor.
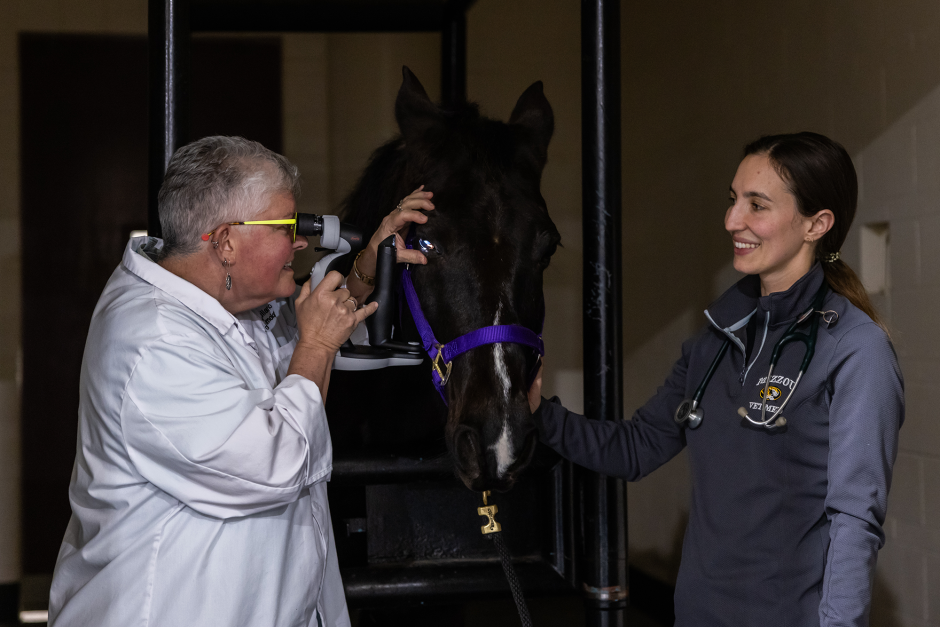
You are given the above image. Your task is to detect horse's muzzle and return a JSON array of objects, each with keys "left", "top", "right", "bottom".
[{"left": 450, "top": 422, "right": 539, "bottom": 492}]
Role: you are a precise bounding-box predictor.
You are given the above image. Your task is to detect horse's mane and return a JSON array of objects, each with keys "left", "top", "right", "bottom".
[{"left": 338, "top": 137, "right": 408, "bottom": 237}]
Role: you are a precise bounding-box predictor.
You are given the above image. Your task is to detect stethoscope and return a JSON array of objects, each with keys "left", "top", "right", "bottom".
[{"left": 674, "top": 281, "right": 835, "bottom": 430}]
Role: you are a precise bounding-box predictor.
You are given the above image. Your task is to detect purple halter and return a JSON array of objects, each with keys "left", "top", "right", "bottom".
[{"left": 400, "top": 238, "right": 544, "bottom": 405}]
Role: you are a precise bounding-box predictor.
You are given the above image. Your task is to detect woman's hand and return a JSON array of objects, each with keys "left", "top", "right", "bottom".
[
  {"left": 528, "top": 363, "right": 543, "bottom": 414},
  {"left": 294, "top": 271, "right": 378, "bottom": 354},
  {"left": 286, "top": 271, "right": 377, "bottom": 400},
  {"left": 350, "top": 186, "right": 435, "bottom": 295}
]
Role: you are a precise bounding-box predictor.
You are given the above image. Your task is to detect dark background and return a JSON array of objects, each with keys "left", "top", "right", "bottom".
[{"left": 19, "top": 32, "right": 282, "bottom": 574}]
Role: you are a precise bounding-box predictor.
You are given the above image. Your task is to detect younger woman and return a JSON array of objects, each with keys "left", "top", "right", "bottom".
[{"left": 529, "top": 132, "right": 903, "bottom": 627}]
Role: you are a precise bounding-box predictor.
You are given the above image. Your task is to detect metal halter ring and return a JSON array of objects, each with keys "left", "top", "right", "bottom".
[{"left": 432, "top": 344, "right": 453, "bottom": 385}]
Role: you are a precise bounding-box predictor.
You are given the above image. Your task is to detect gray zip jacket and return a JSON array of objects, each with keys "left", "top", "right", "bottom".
[{"left": 533, "top": 264, "right": 903, "bottom": 627}]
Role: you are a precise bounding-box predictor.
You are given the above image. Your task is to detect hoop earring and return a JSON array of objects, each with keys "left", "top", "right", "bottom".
[{"left": 222, "top": 259, "right": 232, "bottom": 290}]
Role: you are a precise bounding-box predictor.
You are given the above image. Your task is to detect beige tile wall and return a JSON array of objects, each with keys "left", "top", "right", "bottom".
[{"left": 851, "top": 85, "right": 940, "bottom": 625}]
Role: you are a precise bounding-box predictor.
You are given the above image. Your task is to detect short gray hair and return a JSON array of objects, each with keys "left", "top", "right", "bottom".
[{"left": 158, "top": 136, "right": 301, "bottom": 257}]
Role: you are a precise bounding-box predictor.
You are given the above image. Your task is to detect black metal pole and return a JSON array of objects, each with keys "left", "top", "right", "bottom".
[
  {"left": 148, "top": 0, "right": 190, "bottom": 238},
  {"left": 581, "top": 0, "right": 627, "bottom": 626},
  {"left": 440, "top": 0, "right": 467, "bottom": 105}
]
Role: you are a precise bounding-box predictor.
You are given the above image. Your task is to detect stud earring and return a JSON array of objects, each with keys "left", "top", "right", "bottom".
[
  {"left": 222, "top": 259, "right": 232, "bottom": 290},
  {"left": 211, "top": 240, "right": 219, "bottom": 249}
]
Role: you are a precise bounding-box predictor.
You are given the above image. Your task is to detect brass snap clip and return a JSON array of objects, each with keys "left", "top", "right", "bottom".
[{"left": 477, "top": 490, "right": 502, "bottom": 535}]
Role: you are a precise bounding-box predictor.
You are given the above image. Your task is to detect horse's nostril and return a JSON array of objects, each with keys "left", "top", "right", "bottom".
[
  {"left": 452, "top": 424, "right": 483, "bottom": 477},
  {"left": 453, "top": 424, "right": 478, "bottom": 450}
]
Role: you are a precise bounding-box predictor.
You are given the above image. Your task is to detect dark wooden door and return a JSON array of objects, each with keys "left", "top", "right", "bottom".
[{"left": 19, "top": 32, "right": 282, "bottom": 575}]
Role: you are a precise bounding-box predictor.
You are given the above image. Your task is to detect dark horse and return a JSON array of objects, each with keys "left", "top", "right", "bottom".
[{"left": 326, "top": 67, "right": 559, "bottom": 492}]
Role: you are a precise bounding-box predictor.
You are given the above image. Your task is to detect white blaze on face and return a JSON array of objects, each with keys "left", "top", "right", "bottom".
[
  {"left": 493, "top": 305, "right": 511, "bottom": 403},
  {"left": 493, "top": 420, "right": 514, "bottom": 478},
  {"left": 492, "top": 304, "right": 515, "bottom": 478}
]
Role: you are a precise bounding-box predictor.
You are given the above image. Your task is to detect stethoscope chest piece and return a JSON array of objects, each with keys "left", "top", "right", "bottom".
[{"left": 675, "top": 399, "right": 704, "bottom": 429}]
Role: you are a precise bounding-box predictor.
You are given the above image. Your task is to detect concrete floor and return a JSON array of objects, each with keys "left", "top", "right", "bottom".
[
  {"left": 3, "top": 598, "right": 668, "bottom": 627},
  {"left": 7, "top": 574, "right": 670, "bottom": 627}
]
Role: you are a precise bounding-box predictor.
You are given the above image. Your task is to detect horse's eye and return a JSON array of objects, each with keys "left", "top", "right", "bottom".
[
  {"left": 418, "top": 238, "right": 441, "bottom": 256},
  {"left": 534, "top": 229, "right": 560, "bottom": 267}
]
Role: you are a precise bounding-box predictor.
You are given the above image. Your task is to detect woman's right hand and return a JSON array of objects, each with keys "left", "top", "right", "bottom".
[
  {"left": 528, "top": 363, "right": 543, "bottom": 414},
  {"left": 294, "top": 270, "right": 378, "bottom": 354}
]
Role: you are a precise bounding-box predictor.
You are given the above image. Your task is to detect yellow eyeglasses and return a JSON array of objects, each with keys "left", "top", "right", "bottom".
[{"left": 202, "top": 213, "right": 299, "bottom": 243}]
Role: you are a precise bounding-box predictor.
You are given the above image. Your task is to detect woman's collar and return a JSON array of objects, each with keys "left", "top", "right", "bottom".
[
  {"left": 124, "top": 236, "right": 239, "bottom": 336},
  {"left": 705, "top": 263, "right": 825, "bottom": 330},
  {"left": 756, "top": 262, "right": 826, "bottom": 325}
]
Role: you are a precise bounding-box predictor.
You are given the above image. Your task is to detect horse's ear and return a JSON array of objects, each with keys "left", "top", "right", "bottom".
[
  {"left": 396, "top": 66, "right": 440, "bottom": 142},
  {"left": 509, "top": 81, "right": 554, "bottom": 166}
]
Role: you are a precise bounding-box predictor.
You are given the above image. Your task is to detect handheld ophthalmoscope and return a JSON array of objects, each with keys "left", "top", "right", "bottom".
[{"left": 301, "top": 215, "right": 423, "bottom": 371}]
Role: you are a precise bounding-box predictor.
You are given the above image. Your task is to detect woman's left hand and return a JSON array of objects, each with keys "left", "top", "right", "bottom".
[{"left": 359, "top": 186, "right": 435, "bottom": 276}]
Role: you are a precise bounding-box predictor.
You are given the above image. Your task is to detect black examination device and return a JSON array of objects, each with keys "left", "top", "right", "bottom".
[
  {"left": 364, "top": 235, "right": 422, "bottom": 354},
  {"left": 302, "top": 218, "right": 421, "bottom": 367}
]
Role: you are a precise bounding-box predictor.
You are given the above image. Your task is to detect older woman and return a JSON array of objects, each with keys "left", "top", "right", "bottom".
[{"left": 48, "top": 136, "right": 433, "bottom": 627}]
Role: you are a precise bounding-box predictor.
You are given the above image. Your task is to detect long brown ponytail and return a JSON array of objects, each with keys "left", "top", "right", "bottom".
[{"left": 744, "top": 132, "right": 888, "bottom": 334}]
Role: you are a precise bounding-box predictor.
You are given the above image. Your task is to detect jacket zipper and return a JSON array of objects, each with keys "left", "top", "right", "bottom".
[{"left": 740, "top": 311, "right": 769, "bottom": 385}]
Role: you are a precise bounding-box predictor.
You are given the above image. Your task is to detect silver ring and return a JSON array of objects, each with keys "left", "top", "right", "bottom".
[
  {"left": 396, "top": 199, "right": 405, "bottom": 212},
  {"left": 345, "top": 297, "right": 358, "bottom": 310}
]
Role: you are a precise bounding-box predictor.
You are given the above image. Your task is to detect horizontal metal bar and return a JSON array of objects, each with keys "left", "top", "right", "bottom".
[
  {"left": 342, "top": 559, "right": 573, "bottom": 606},
  {"left": 331, "top": 455, "right": 456, "bottom": 484},
  {"left": 191, "top": 1, "right": 447, "bottom": 32}
]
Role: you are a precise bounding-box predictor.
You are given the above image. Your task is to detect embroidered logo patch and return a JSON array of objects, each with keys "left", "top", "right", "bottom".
[{"left": 759, "top": 386, "right": 782, "bottom": 401}]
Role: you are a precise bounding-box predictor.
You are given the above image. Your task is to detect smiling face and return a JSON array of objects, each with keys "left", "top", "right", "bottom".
[
  {"left": 229, "top": 192, "right": 307, "bottom": 308},
  {"left": 725, "top": 153, "right": 821, "bottom": 295}
]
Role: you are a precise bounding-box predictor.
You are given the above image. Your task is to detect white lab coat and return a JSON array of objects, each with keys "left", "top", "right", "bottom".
[{"left": 49, "top": 237, "right": 350, "bottom": 627}]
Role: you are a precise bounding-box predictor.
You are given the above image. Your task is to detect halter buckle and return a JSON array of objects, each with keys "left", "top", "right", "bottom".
[{"left": 432, "top": 344, "right": 453, "bottom": 386}]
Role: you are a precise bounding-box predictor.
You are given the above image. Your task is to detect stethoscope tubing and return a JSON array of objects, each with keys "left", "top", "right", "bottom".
[
  {"left": 753, "top": 286, "right": 825, "bottom": 427},
  {"left": 693, "top": 337, "right": 731, "bottom": 409},
  {"left": 679, "top": 281, "right": 830, "bottom": 430}
]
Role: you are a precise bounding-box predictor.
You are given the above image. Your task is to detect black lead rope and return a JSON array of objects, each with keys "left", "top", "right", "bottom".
[
  {"left": 478, "top": 491, "right": 533, "bottom": 627},
  {"left": 490, "top": 532, "right": 533, "bottom": 627}
]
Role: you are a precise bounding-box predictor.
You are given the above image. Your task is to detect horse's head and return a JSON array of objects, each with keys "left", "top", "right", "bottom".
[{"left": 395, "top": 68, "right": 560, "bottom": 492}]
